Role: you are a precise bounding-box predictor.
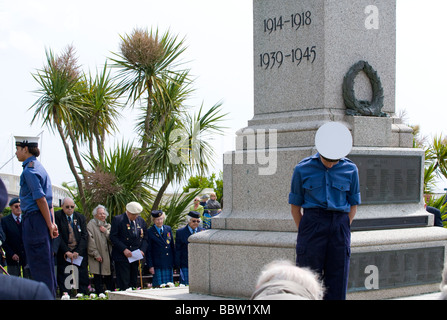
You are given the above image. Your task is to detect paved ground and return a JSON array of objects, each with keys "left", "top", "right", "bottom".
[
  {"left": 393, "top": 292, "right": 442, "bottom": 300},
  {"left": 108, "top": 287, "right": 444, "bottom": 300}
]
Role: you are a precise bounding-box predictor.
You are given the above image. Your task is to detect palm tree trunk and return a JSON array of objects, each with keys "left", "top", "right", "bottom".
[
  {"left": 152, "top": 177, "right": 171, "bottom": 211},
  {"left": 54, "top": 118, "right": 86, "bottom": 210},
  {"left": 141, "top": 77, "right": 153, "bottom": 151},
  {"left": 65, "top": 123, "right": 86, "bottom": 174}
]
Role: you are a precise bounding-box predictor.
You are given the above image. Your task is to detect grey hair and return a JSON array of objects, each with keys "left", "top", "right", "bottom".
[
  {"left": 61, "top": 197, "right": 75, "bottom": 207},
  {"left": 253, "top": 260, "right": 325, "bottom": 300},
  {"left": 92, "top": 204, "right": 109, "bottom": 218}
]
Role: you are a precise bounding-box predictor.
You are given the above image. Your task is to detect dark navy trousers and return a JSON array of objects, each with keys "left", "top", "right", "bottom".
[
  {"left": 22, "top": 210, "right": 57, "bottom": 297},
  {"left": 295, "top": 208, "right": 351, "bottom": 300}
]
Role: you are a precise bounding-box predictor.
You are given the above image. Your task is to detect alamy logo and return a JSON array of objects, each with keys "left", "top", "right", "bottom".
[
  {"left": 364, "top": 265, "right": 379, "bottom": 290},
  {"left": 365, "top": 5, "right": 379, "bottom": 30},
  {"left": 168, "top": 122, "right": 278, "bottom": 176},
  {"left": 223, "top": 128, "right": 278, "bottom": 176},
  {"left": 64, "top": 265, "right": 79, "bottom": 290}
]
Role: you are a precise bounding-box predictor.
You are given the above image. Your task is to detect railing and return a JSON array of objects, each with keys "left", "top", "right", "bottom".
[{"left": 0, "top": 173, "right": 70, "bottom": 206}]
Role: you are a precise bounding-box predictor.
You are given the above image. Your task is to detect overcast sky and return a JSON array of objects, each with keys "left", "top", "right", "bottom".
[{"left": 0, "top": 0, "right": 446, "bottom": 193}]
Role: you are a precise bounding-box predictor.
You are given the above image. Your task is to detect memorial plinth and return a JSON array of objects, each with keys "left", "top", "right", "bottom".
[{"left": 188, "top": 0, "right": 447, "bottom": 299}]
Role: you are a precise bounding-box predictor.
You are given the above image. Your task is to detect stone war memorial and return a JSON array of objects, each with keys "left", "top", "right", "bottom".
[{"left": 188, "top": 0, "right": 447, "bottom": 299}]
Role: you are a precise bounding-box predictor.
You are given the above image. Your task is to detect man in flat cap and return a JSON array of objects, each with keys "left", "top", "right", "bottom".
[
  {"left": 110, "top": 202, "right": 148, "bottom": 290},
  {"left": 14, "top": 135, "right": 58, "bottom": 297},
  {"left": 175, "top": 211, "right": 204, "bottom": 285},
  {"left": 288, "top": 122, "right": 361, "bottom": 300},
  {"left": 1, "top": 198, "right": 30, "bottom": 278}
]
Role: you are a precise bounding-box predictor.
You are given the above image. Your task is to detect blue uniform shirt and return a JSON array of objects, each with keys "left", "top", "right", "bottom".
[
  {"left": 289, "top": 153, "right": 361, "bottom": 212},
  {"left": 19, "top": 156, "right": 53, "bottom": 213}
]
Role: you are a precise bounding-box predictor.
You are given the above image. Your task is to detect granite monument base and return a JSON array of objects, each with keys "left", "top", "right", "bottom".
[
  {"left": 188, "top": 144, "right": 446, "bottom": 299},
  {"left": 188, "top": 226, "right": 447, "bottom": 299}
]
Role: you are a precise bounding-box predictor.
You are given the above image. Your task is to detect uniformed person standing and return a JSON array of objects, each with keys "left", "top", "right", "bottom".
[
  {"left": 110, "top": 202, "right": 148, "bottom": 290},
  {"left": 14, "top": 136, "right": 58, "bottom": 297},
  {"left": 288, "top": 122, "right": 361, "bottom": 300},
  {"left": 146, "top": 210, "right": 175, "bottom": 287},
  {"left": 175, "top": 211, "right": 204, "bottom": 285}
]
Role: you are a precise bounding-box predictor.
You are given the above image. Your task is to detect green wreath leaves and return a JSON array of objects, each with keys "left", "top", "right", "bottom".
[{"left": 343, "top": 60, "right": 387, "bottom": 117}]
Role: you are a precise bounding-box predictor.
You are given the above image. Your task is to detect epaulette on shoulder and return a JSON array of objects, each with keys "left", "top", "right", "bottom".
[
  {"left": 28, "top": 161, "right": 35, "bottom": 168},
  {"left": 297, "top": 155, "right": 314, "bottom": 166}
]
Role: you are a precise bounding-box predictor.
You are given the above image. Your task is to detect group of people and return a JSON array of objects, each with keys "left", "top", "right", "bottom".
[
  {"left": 1, "top": 196, "right": 207, "bottom": 297},
  {"left": 0, "top": 135, "right": 210, "bottom": 298},
  {"left": 189, "top": 193, "right": 222, "bottom": 229},
  {"left": 109, "top": 202, "right": 205, "bottom": 292}
]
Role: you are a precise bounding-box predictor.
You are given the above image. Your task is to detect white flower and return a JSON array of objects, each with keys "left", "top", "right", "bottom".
[
  {"left": 126, "top": 287, "right": 134, "bottom": 292},
  {"left": 98, "top": 293, "right": 106, "bottom": 299},
  {"left": 61, "top": 293, "right": 70, "bottom": 300},
  {"left": 179, "top": 284, "right": 186, "bottom": 287},
  {"left": 89, "top": 293, "right": 97, "bottom": 299},
  {"left": 75, "top": 293, "right": 83, "bottom": 298},
  {"left": 166, "top": 282, "right": 175, "bottom": 288},
  {"left": 160, "top": 284, "right": 166, "bottom": 288}
]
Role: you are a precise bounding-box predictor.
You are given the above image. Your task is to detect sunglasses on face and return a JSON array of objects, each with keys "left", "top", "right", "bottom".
[
  {"left": 191, "top": 219, "right": 201, "bottom": 223},
  {"left": 65, "top": 206, "right": 75, "bottom": 209}
]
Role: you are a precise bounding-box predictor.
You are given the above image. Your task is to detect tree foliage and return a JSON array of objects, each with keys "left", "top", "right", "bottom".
[{"left": 30, "top": 27, "right": 226, "bottom": 228}]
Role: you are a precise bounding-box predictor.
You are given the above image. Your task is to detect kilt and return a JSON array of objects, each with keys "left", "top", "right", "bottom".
[
  {"left": 180, "top": 267, "right": 189, "bottom": 285},
  {"left": 152, "top": 268, "right": 173, "bottom": 287}
]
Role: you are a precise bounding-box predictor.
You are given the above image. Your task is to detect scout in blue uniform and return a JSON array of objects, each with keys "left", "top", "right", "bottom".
[
  {"left": 288, "top": 123, "right": 361, "bottom": 300},
  {"left": 15, "top": 136, "right": 58, "bottom": 297},
  {"left": 175, "top": 211, "right": 204, "bottom": 285},
  {"left": 110, "top": 202, "right": 148, "bottom": 290},
  {"left": 146, "top": 210, "right": 176, "bottom": 287}
]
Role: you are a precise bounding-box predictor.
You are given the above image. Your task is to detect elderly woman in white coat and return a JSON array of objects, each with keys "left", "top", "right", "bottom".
[{"left": 87, "top": 205, "right": 114, "bottom": 293}]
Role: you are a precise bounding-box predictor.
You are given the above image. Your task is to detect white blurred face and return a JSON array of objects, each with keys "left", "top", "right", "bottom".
[
  {"left": 11, "top": 202, "right": 21, "bottom": 216},
  {"left": 96, "top": 208, "right": 106, "bottom": 222},
  {"left": 153, "top": 216, "right": 164, "bottom": 228},
  {"left": 188, "top": 217, "right": 200, "bottom": 228},
  {"left": 63, "top": 199, "right": 76, "bottom": 216}
]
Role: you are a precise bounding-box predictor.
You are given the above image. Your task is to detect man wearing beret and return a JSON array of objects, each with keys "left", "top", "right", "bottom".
[
  {"left": 146, "top": 210, "right": 176, "bottom": 287},
  {"left": 14, "top": 136, "right": 58, "bottom": 297},
  {"left": 1, "top": 198, "right": 30, "bottom": 278},
  {"left": 110, "top": 202, "right": 148, "bottom": 290},
  {"left": 288, "top": 122, "right": 361, "bottom": 300},
  {"left": 175, "top": 211, "right": 204, "bottom": 285}
]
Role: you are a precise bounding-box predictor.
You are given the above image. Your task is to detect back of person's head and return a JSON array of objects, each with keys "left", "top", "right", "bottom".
[{"left": 251, "top": 260, "right": 324, "bottom": 300}]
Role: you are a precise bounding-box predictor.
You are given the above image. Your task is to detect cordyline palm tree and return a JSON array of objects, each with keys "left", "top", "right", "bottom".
[
  {"left": 30, "top": 45, "right": 89, "bottom": 210},
  {"left": 84, "top": 141, "right": 155, "bottom": 220},
  {"left": 31, "top": 45, "right": 123, "bottom": 214},
  {"left": 426, "top": 135, "right": 447, "bottom": 181},
  {"left": 111, "top": 27, "right": 227, "bottom": 211},
  {"left": 82, "top": 63, "right": 122, "bottom": 162},
  {"left": 418, "top": 134, "right": 447, "bottom": 223},
  {"left": 110, "top": 27, "right": 187, "bottom": 150},
  {"left": 147, "top": 102, "right": 226, "bottom": 211}
]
